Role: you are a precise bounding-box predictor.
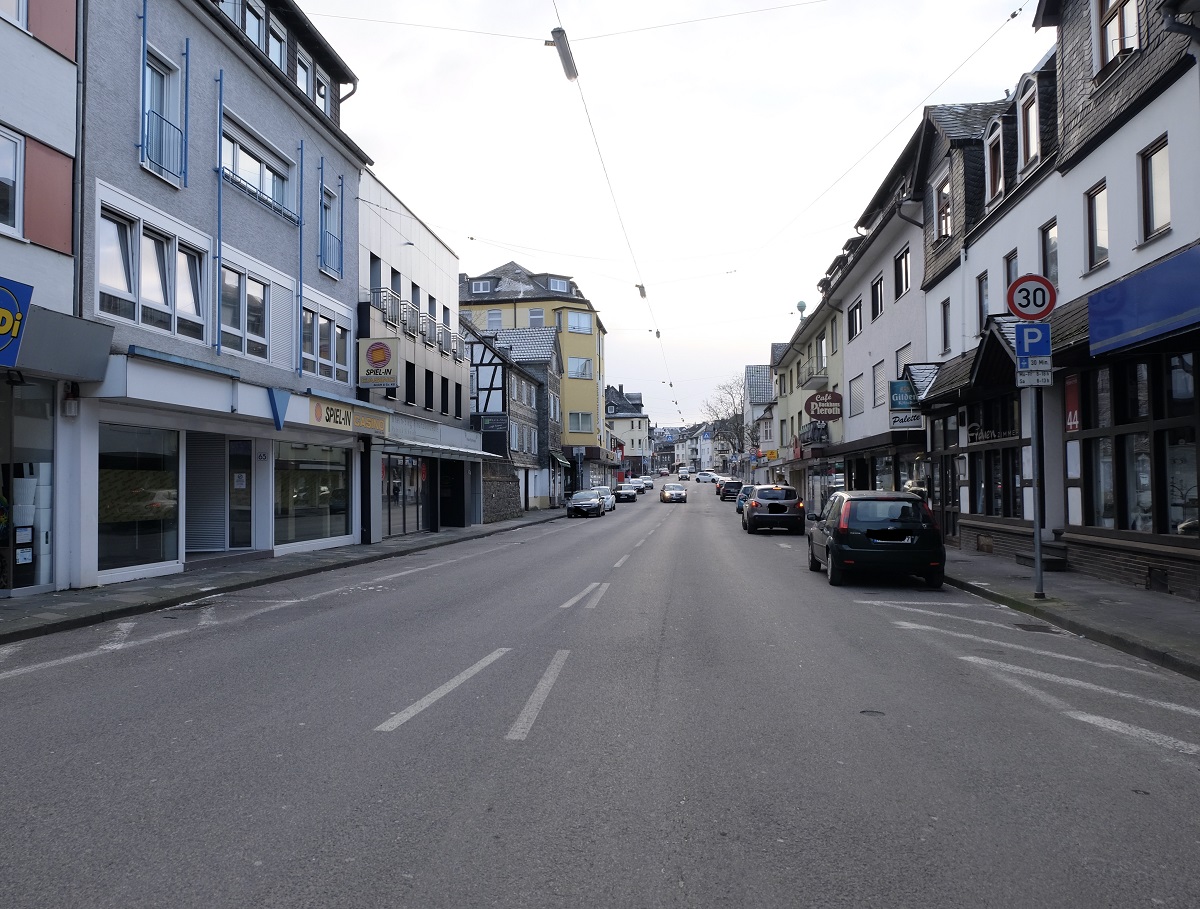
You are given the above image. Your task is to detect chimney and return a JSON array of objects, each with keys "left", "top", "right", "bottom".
[{"left": 619, "top": 384, "right": 624, "bottom": 394}]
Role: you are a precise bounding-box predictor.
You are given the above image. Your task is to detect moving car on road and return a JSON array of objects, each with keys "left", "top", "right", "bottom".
[
  {"left": 639, "top": 475, "right": 656, "bottom": 490},
  {"left": 659, "top": 483, "right": 687, "bottom": 503},
  {"left": 807, "top": 490, "right": 945, "bottom": 588},
  {"left": 741, "top": 485, "right": 804, "bottom": 534},
  {"left": 694, "top": 471, "right": 714, "bottom": 484},
  {"left": 615, "top": 483, "right": 640, "bottom": 503},
  {"left": 593, "top": 486, "right": 616, "bottom": 512},
  {"left": 630, "top": 478, "right": 646, "bottom": 494},
  {"left": 566, "top": 489, "right": 605, "bottom": 518}
]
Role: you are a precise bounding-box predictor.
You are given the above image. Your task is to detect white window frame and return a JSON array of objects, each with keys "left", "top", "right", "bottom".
[
  {"left": 528, "top": 308, "right": 544, "bottom": 328},
  {"left": 1139, "top": 135, "right": 1170, "bottom": 240},
  {"left": 510, "top": 422, "right": 519, "bottom": 452},
  {"left": 549, "top": 277, "right": 569, "bottom": 292},
  {"left": 567, "top": 310, "right": 592, "bottom": 334},
  {"left": 221, "top": 120, "right": 293, "bottom": 214},
  {"left": 244, "top": 0, "right": 265, "bottom": 49},
  {"left": 985, "top": 122, "right": 1003, "bottom": 201},
  {"left": 847, "top": 299, "right": 863, "bottom": 341},
  {"left": 848, "top": 375, "right": 864, "bottom": 417},
  {"left": 296, "top": 51, "right": 312, "bottom": 97},
  {"left": 872, "top": 360, "right": 887, "bottom": 408},
  {"left": 935, "top": 172, "right": 952, "bottom": 239},
  {"left": 0, "top": 126, "right": 23, "bottom": 237},
  {"left": 487, "top": 309, "right": 502, "bottom": 331},
  {"left": 301, "top": 305, "right": 349, "bottom": 382},
  {"left": 268, "top": 23, "right": 286, "bottom": 70},
  {"left": 220, "top": 264, "right": 270, "bottom": 360},
  {"left": 319, "top": 182, "right": 342, "bottom": 277},
  {"left": 569, "top": 412, "right": 594, "bottom": 433},
  {"left": 471, "top": 279, "right": 491, "bottom": 293},
  {"left": 1018, "top": 80, "right": 1039, "bottom": 171},
  {"left": 95, "top": 191, "right": 209, "bottom": 343},
  {"left": 567, "top": 357, "right": 593, "bottom": 379},
  {"left": 315, "top": 68, "right": 332, "bottom": 116},
  {"left": 143, "top": 49, "right": 183, "bottom": 184},
  {"left": 0, "top": 0, "right": 28, "bottom": 27}
]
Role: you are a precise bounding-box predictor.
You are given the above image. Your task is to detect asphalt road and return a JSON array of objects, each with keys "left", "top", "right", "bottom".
[{"left": 2, "top": 486, "right": 1199, "bottom": 908}]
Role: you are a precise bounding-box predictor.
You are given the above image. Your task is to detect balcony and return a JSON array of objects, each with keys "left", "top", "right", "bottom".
[
  {"left": 419, "top": 313, "right": 435, "bottom": 342},
  {"left": 437, "top": 324, "right": 452, "bottom": 354},
  {"left": 802, "top": 362, "right": 829, "bottom": 389}
]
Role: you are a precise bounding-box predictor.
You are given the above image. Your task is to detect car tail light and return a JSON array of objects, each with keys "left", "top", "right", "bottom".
[
  {"left": 837, "top": 500, "right": 852, "bottom": 534},
  {"left": 920, "top": 500, "right": 941, "bottom": 533}
]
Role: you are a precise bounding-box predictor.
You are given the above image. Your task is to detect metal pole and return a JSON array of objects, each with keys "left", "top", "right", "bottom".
[{"left": 1032, "top": 386, "right": 1045, "bottom": 598}]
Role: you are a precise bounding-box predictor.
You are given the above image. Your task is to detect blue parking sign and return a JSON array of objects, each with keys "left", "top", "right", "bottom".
[{"left": 1015, "top": 322, "right": 1051, "bottom": 357}]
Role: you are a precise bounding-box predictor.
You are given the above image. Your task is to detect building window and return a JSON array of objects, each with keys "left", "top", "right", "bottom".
[
  {"left": 301, "top": 309, "right": 348, "bottom": 381},
  {"left": 986, "top": 124, "right": 1003, "bottom": 200},
  {"left": 872, "top": 360, "right": 887, "bottom": 407},
  {"left": 1019, "top": 84, "right": 1039, "bottom": 169},
  {"left": 976, "top": 272, "right": 989, "bottom": 334},
  {"left": 405, "top": 361, "right": 416, "bottom": 405},
  {"left": 221, "top": 127, "right": 290, "bottom": 215},
  {"left": 847, "top": 299, "right": 863, "bottom": 340},
  {"left": 870, "top": 274, "right": 884, "bottom": 320},
  {"left": 529, "top": 308, "right": 544, "bottom": 328},
  {"left": 96, "top": 208, "right": 206, "bottom": 341},
  {"left": 315, "top": 70, "right": 331, "bottom": 116},
  {"left": 221, "top": 266, "right": 269, "bottom": 359},
  {"left": 569, "top": 412, "right": 594, "bottom": 433},
  {"left": 144, "top": 53, "right": 183, "bottom": 182},
  {"left": 427, "top": 293, "right": 436, "bottom": 317},
  {"left": 567, "top": 310, "right": 592, "bottom": 333},
  {"left": 441, "top": 376, "right": 449, "bottom": 414},
  {"left": 568, "top": 357, "right": 593, "bottom": 379},
  {"left": 296, "top": 52, "right": 312, "bottom": 96},
  {"left": 893, "top": 247, "right": 910, "bottom": 298},
  {"left": 268, "top": 25, "right": 286, "bottom": 70},
  {"left": 0, "top": 0, "right": 27, "bottom": 27},
  {"left": 896, "top": 343, "right": 913, "bottom": 377},
  {"left": 442, "top": 304, "right": 450, "bottom": 327},
  {"left": 936, "top": 176, "right": 952, "bottom": 239},
  {"left": 244, "top": 1, "right": 265, "bottom": 48},
  {"left": 1099, "top": 0, "right": 1139, "bottom": 70},
  {"left": 1040, "top": 220, "right": 1058, "bottom": 287},
  {"left": 940, "top": 299, "right": 951, "bottom": 352},
  {"left": 454, "top": 383, "right": 463, "bottom": 419},
  {"left": 487, "top": 309, "right": 502, "bottom": 331},
  {"left": 0, "top": 127, "right": 23, "bottom": 235},
  {"left": 1087, "top": 180, "right": 1109, "bottom": 269},
  {"left": 848, "top": 375, "right": 864, "bottom": 416},
  {"left": 830, "top": 316, "right": 838, "bottom": 353},
  {"left": 1004, "top": 250, "right": 1019, "bottom": 288},
  {"left": 424, "top": 369, "right": 435, "bottom": 409},
  {"left": 1140, "top": 137, "right": 1170, "bottom": 239},
  {"left": 319, "top": 183, "right": 342, "bottom": 277},
  {"left": 471, "top": 279, "right": 491, "bottom": 293},
  {"left": 549, "top": 277, "right": 569, "bottom": 292}
]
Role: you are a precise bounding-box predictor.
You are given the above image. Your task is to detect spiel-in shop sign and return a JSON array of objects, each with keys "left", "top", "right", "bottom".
[{"left": 804, "top": 391, "right": 843, "bottom": 421}]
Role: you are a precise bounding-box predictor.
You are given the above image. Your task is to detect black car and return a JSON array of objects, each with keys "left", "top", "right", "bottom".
[
  {"left": 807, "top": 490, "right": 946, "bottom": 588},
  {"left": 719, "top": 480, "right": 743, "bottom": 501},
  {"left": 614, "top": 483, "right": 640, "bottom": 503},
  {"left": 566, "top": 489, "right": 605, "bottom": 518}
]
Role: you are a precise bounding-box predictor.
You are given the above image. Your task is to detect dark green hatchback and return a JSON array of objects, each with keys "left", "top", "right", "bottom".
[{"left": 806, "top": 490, "right": 946, "bottom": 588}]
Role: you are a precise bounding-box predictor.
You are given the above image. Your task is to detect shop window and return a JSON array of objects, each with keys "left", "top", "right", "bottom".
[
  {"left": 1123, "top": 432, "right": 1152, "bottom": 532},
  {"left": 1163, "top": 427, "right": 1198, "bottom": 535},
  {"left": 98, "top": 425, "right": 179, "bottom": 571},
  {"left": 273, "top": 442, "right": 350, "bottom": 544},
  {"left": 1114, "top": 361, "right": 1150, "bottom": 423},
  {"left": 1088, "top": 437, "right": 1115, "bottom": 528},
  {"left": 1165, "top": 354, "right": 1195, "bottom": 419}
]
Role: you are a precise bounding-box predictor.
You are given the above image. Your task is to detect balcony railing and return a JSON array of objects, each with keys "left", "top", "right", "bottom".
[
  {"left": 437, "top": 324, "right": 452, "bottom": 354},
  {"left": 145, "top": 111, "right": 184, "bottom": 181},
  {"left": 320, "top": 229, "right": 343, "bottom": 277},
  {"left": 419, "top": 313, "right": 435, "bottom": 341},
  {"left": 802, "top": 362, "right": 829, "bottom": 389},
  {"left": 370, "top": 287, "right": 402, "bottom": 325}
]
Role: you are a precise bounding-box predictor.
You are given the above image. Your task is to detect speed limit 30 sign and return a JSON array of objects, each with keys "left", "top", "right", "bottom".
[{"left": 1006, "top": 274, "right": 1057, "bottom": 321}]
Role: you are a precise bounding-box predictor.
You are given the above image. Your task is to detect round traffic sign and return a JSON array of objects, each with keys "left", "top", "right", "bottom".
[{"left": 1006, "top": 274, "right": 1057, "bottom": 321}]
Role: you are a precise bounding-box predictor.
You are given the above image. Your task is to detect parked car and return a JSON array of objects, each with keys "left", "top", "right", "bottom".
[
  {"left": 593, "top": 486, "right": 616, "bottom": 511},
  {"left": 639, "top": 475, "right": 655, "bottom": 490},
  {"left": 694, "top": 471, "right": 714, "bottom": 484},
  {"left": 720, "top": 480, "right": 743, "bottom": 501},
  {"left": 735, "top": 485, "right": 755, "bottom": 514},
  {"left": 566, "top": 489, "right": 605, "bottom": 518},
  {"left": 659, "top": 483, "right": 687, "bottom": 503},
  {"left": 615, "top": 483, "right": 640, "bottom": 503},
  {"left": 741, "top": 484, "right": 805, "bottom": 534},
  {"left": 807, "top": 490, "right": 946, "bottom": 588}
]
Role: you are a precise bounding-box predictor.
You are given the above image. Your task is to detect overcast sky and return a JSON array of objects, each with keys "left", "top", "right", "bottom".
[{"left": 303, "top": 1, "right": 1055, "bottom": 426}]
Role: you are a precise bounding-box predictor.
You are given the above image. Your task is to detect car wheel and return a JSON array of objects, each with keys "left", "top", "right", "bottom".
[
  {"left": 826, "top": 548, "right": 844, "bottom": 586},
  {"left": 744, "top": 518, "right": 756, "bottom": 534},
  {"left": 808, "top": 539, "right": 821, "bottom": 572},
  {"left": 925, "top": 570, "right": 944, "bottom": 590}
]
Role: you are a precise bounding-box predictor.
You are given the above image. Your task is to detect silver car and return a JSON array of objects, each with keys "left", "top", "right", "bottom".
[{"left": 741, "top": 484, "right": 805, "bottom": 534}]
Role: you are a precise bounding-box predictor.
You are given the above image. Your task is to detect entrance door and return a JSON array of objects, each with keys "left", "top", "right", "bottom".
[
  {"left": 228, "top": 439, "right": 252, "bottom": 548},
  {"left": 0, "top": 379, "right": 56, "bottom": 593}
]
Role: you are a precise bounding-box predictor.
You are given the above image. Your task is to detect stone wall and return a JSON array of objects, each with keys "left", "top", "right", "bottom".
[{"left": 482, "top": 461, "right": 521, "bottom": 523}]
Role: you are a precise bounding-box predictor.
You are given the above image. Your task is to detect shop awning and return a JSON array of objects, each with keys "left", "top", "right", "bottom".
[
  {"left": 379, "top": 438, "right": 503, "bottom": 461},
  {"left": 550, "top": 450, "right": 570, "bottom": 467}
]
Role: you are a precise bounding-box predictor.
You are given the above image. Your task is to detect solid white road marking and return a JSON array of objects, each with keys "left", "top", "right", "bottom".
[
  {"left": 100, "top": 622, "right": 136, "bottom": 651},
  {"left": 560, "top": 583, "right": 599, "bottom": 609},
  {"left": 868, "top": 601, "right": 1014, "bottom": 627},
  {"left": 1067, "top": 712, "right": 1200, "bottom": 756},
  {"left": 584, "top": 583, "right": 610, "bottom": 609},
  {"left": 198, "top": 606, "right": 218, "bottom": 627},
  {"left": 962, "top": 657, "right": 1200, "bottom": 718},
  {"left": 614, "top": 555, "right": 629, "bottom": 568},
  {"left": 375, "top": 648, "right": 511, "bottom": 733},
  {"left": 506, "top": 650, "right": 570, "bottom": 741},
  {"left": 896, "top": 622, "right": 1157, "bottom": 673}
]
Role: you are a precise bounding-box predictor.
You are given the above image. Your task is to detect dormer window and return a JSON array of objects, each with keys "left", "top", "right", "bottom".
[
  {"left": 1018, "top": 80, "right": 1039, "bottom": 170},
  {"left": 1099, "top": 0, "right": 1139, "bottom": 71},
  {"left": 935, "top": 175, "right": 952, "bottom": 239},
  {"left": 549, "top": 277, "right": 569, "bottom": 292},
  {"left": 471, "top": 279, "right": 491, "bottom": 293},
  {"left": 985, "top": 123, "right": 1003, "bottom": 201}
]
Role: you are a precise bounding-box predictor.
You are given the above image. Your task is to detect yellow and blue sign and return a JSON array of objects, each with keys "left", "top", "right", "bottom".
[{"left": 0, "top": 276, "right": 32, "bottom": 368}]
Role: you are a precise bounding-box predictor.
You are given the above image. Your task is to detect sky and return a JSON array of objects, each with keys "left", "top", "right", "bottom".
[{"left": 302, "top": 1, "right": 1056, "bottom": 427}]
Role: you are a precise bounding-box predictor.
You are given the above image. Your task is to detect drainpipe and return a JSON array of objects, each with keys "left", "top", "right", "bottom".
[
  {"left": 960, "top": 246, "right": 969, "bottom": 355},
  {"left": 73, "top": 0, "right": 87, "bottom": 318},
  {"left": 339, "top": 78, "right": 359, "bottom": 104},
  {"left": 1162, "top": 10, "right": 1200, "bottom": 43}
]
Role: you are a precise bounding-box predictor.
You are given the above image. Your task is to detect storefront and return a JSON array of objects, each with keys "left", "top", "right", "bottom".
[{"left": 380, "top": 453, "right": 434, "bottom": 536}]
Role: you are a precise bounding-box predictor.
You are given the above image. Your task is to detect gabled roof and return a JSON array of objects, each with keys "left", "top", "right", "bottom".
[
  {"left": 905, "top": 363, "right": 941, "bottom": 400},
  {"left": 605, "top": 385, "right": 644, "bottom": 417},
  {"left": 1032, "top": 0, "right": 1060, "bottom": 28},
  {"left": 459, "top": 262, "right": 585, "bottom": 304},
  {"left": 745, "top": 365, "right": 774, "bottom": 405},
  {"left": 927, "top": 101, "right": 1011, "bottom": 144},
  {"left": 770, "top": 342, "right": 791, "bottom": 368},
  {"left": 492, "top": 327, "right": 561, "bottom": 363},
  {"left": 923, "top": 351, "right": 977, "bottom": 402}
]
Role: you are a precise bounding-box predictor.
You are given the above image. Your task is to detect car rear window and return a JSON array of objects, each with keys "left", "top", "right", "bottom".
[
  {"left": 755, "top": 487, "right": 797, "bottom": 501},
  {"left": 848, "top": 499, "right": 924, "bottom": 525}
]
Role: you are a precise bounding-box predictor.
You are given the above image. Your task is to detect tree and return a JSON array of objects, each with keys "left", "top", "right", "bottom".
[{"left": 702, "top": 374, "right": 747, "bottom": 452}]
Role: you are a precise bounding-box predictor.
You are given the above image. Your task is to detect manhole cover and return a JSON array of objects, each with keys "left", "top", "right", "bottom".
[{"left": 1013, "top": 623, "right": 1061, "bottom": 634}]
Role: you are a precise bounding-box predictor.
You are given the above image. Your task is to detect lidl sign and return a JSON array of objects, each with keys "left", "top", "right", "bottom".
[{"left": 0, "top": 276, "right": 33, "bottom": 369}]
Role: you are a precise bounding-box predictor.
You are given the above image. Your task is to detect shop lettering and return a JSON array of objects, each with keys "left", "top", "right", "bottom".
[
  {"left": 0, "top": 307, "right": 22, "bottom": 337},
  {"left": 967, "top": 422, "right": 1018, "bottom": 443},
  {"left": 353, "top": 413, "right": 387, "bottom": 433},
  {"left": 363, "top": 368, "right": 393, "bottom": 376},
  {"left": 324, "top": 406, "right": 352, "bottom": 426}
]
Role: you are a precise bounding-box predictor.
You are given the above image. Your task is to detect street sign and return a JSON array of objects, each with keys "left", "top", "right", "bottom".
[
  {"left": 888, "top": 380, "right": 918, "bottom": 411},
  {"left": 1014, "top": 322, "right": 1051, "bottom": 358},
  {"left": 1006, "top": 274, "right": 1057, "bottom": 320},
  {"left": 1016, "top": 370, "right": 1053, "bottom": 387},
  {"left": 1018, "top": 356, "right": 1052, "bottom": 370}
]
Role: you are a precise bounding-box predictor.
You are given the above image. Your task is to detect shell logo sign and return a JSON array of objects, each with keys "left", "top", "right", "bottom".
[
  {"left": 0, "top": 276, "right": 33, "bottom": 369},
  {"left": 365, "top": 342, "right": 392, "bottom": 368}
]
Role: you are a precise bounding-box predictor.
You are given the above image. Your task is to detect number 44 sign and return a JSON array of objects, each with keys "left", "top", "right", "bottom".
[{"left": 1006, "top": 274, "right": 1057, "bottom": 321}]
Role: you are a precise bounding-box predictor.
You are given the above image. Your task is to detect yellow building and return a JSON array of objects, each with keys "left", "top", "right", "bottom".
[{"left": 459, "top": 262, "right": 617, "bottom": 489}]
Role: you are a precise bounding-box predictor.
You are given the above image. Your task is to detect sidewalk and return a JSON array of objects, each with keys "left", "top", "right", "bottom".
[{"left": 2, "top": 515, "right": 1198, "bottom": 682}]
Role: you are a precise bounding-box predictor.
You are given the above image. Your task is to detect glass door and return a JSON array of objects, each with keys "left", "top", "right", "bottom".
[
  {"left": 228, "top": 439, "right": 252, "bottom": 548},
  {"left": 1, "top": 379, "right": 56, "bottom": 593}
]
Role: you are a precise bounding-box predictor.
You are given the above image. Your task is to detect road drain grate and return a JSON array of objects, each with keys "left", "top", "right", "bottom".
[{"left": 1013, "top": 623, "right": 1061, "bottom": 634}]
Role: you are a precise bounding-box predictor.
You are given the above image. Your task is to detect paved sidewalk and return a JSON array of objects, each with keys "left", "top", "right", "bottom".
[{"left": 2, "top": 514, "right": 1198, "bottom": 682}]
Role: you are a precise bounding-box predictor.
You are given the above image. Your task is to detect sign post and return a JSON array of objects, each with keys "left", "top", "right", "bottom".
[{"left": 1008, "top": 276, "right": 1057, "bottom": 600}]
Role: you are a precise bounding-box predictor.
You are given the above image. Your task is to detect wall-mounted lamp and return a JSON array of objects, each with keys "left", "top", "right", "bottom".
[
  {"left": 61, "top": 381, "right": 80, "bottom": 417},
  {"left": 550, "top": 27, "right": 578, "bottom": 81}
]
